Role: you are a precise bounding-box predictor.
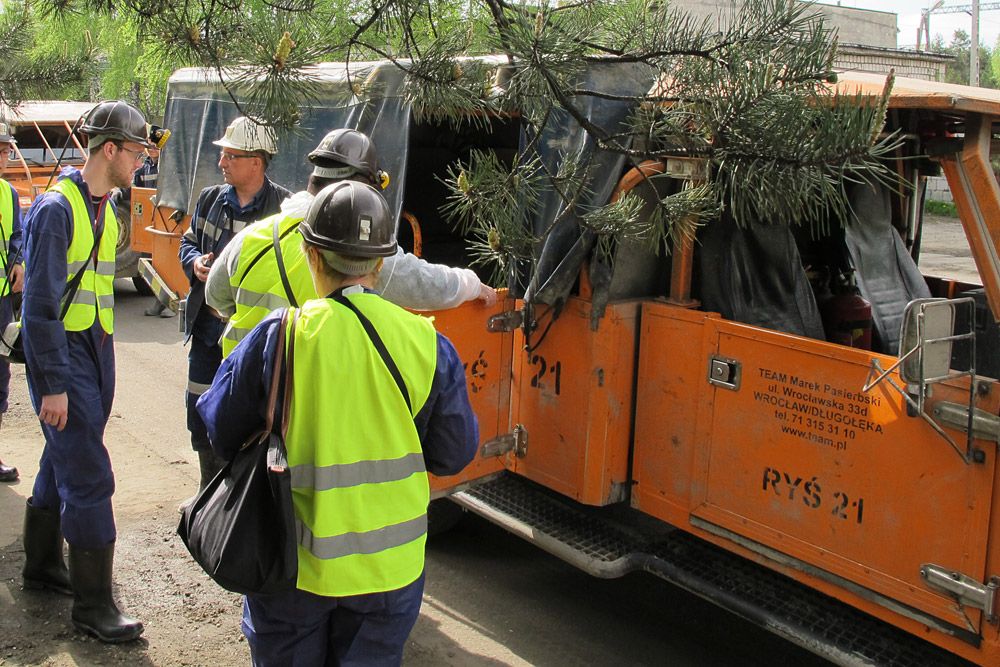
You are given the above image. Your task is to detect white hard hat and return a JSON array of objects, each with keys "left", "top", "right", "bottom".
[
  {"left": 0, "top": 122, "right": 14, "bottom": 144},
  {"left": 212, "top": 116, "right": 277, "bottom": 155}
]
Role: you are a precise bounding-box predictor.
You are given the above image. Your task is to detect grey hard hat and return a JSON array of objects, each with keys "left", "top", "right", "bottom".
[
  {"left": 308, "top": 129, "right": 378, "bottom": 184},
  {"left": 79, "top": 100, "right": 153, "bottom": 148},
  {"left": 300, "top": 181, "right": 396, "bottom": 258},
  {"left": 0, "top": 122, "right": 15, "bottom": 144}
]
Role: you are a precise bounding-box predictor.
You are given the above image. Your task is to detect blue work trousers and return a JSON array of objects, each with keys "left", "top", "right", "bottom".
[
  {"left": 0, "top": 296, "right": 11, "bottom": 413},
  {"left": 242, "top": 573, "right": 425, "bottom": 667},
  {"left": 187, "top": 335, "right": 222, "bottom": 451},
  {"left": 27, "top": 332, "right": 116, "bottom": 548}
]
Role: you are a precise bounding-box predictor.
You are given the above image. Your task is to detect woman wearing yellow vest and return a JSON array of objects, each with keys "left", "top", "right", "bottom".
[
  {"left": 198, "top": 181, "right": 478, "bottom": 665},
  {"left": 19, "top": 101, "right": 151, "bottom": 644},
  {"left": 0, "top": 121, "right": 24, "bottom": 482}
]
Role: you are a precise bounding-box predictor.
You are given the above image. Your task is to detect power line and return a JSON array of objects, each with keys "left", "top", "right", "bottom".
[{"left": 930, "top": 2, "right": 1000, "bottom": 15}]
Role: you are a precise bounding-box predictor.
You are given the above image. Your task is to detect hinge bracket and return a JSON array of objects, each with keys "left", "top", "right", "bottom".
[
  {"left": 921, "top": 563, "right": 1000, "bottom": 624},
  {"left": 487, "top": 309, "right": 523, "bottom": 333},
  {"left": 481, "top": 424, "right": 528, "bottom": 458}
]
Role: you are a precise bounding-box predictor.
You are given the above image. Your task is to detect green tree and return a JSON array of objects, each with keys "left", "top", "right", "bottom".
[
  {"left": 5, "top": 0, "right": 897, "bottom": 294},
  {"left": 934, "top": 29, "right": 997, "bottom": 88}
]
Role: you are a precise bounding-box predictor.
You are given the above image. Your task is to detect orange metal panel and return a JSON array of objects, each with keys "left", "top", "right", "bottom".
[
  {"left": 634, "top": 303, "right": 1000, "bottom": 660},
  {"left": 429, "top": 294, "right": 513, "bottom": 495},
  {"left": 129, "top": 187, "right": 157, "bottom": 254},
  {"left": 148, "top": 227, "right": 189, "bottom": 300},
  {"left": 938, "top": 114, "right": 1000, "bottom": 322},
  {"left": 510, "top": 297, "right": 638, "bottom": 505},
  {"left": 632, "top": 303, "right": 720, "bottom": 523}
]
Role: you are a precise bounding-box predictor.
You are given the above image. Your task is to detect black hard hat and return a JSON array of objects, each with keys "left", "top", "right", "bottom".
[
  {"left": 300, "top": 181, "right": 396, "bottom": 257},
  {"left": 149, "top": 125, "right": 171, "bottom": 150},
  {"left": 308, "top": 129, "right": 378, "bottom": 184},
  {"left": 79, "top": 100, "right": 152, "bottom": 148}
]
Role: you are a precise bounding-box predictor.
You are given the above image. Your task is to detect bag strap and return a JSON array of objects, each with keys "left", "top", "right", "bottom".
[
  {"left": 262, "top": 309, "right": 289, "bottom": 435},
  {"left": 58, "top": 204, "right": 105, "bottom": 321},
  {"left": 272, "top": 217, "right": 298, "bottom": 308},
  {"left": 280, "top": 310, "right": 297, "bottom": 437},
  {"left": 333, "top": 294, "right": 412, "bottom": 414}
]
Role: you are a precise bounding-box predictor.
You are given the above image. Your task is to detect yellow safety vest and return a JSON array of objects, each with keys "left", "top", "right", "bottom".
[
  {"left": 285, "top": 295, "right": 438, "bottom": 597},
  {"left": 0, "top": 181, "right": 15, "bottom": 296},
  {"left": 221, "top": 213, "right": 315, "bottom": 357},
  {"left": 52, "top": 178, "right": 117, "bottom": 333}
]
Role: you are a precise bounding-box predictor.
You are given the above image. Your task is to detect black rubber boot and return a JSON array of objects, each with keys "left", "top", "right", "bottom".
[
  {"left": 68, "top": 544, "right": 144, "bottom": 643},
  {"left": 197, "top": 448, "right": 227, "bottom": 491},
  {"left": 21, "top": 498, "right": 72, "bottom": 596}
]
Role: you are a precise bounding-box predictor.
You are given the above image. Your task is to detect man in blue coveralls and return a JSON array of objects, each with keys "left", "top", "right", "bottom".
[
  {"left": 19, "top": 100, "right": 150, "bottom": 643},
  {"left": 179, "top": 116, "right": 291, "bottom": 494},
  {"left": 0, "top": 121, "right": 24, "bottom": 482}
]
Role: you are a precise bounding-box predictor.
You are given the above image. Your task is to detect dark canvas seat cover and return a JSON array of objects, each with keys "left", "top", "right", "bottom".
[
  {"left": 699, "top": 219, "right": 825, "bottom": 339},
  {"left": 843, "top": 182, "right": 930, "bottom": 355}
]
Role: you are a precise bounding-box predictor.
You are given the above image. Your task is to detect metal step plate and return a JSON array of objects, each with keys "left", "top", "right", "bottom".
[{"left": 451, "top": 474, "right": 975, "bottom": 667}]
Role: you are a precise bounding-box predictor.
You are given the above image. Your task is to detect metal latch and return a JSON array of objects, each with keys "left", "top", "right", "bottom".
[
  {"left": 488, "top": 310, "right": 523, "bottom": 333},
  {"left": 933, "top": 402, "right": 1000, "bottom": 445},
  {"left": 921, "top": 563, "right": 1000, "bottom": 624},
  {"left": 708, "top": 355, "right": 741, "bottom": 390},
  {"left": 481, "top": 424, "right": 528, "bottom": 458}
]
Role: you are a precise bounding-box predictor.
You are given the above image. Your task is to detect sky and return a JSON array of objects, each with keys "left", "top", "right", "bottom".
[{"left": 817, "top": 1, "right": 1000, "bottom": 49}]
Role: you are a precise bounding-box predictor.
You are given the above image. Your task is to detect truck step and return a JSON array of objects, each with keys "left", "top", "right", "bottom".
[{"left": 451, "top": 474, "right": 975, "bottom": 667}]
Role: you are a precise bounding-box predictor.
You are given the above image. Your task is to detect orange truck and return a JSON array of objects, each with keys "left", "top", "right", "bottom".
[
  {"left": 140, "top": 63, "right": 998, "bottom": 665},
  {"left": 2, "top": 100, "right": 159, "bottom": 291}
]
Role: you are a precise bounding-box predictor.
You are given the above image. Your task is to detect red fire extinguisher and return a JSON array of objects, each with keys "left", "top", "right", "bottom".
[{"left": 820, "top": 270, "right": 873, "bottom": 350}]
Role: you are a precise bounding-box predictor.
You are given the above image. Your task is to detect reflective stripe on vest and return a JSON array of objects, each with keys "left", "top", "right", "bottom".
[
  {"left": 221, "top": 213, "right": 316, "bottom": 357},
  {"left": 285, "top": 296, "right": 438, "bottom": 597},
  {"left": 0, "top": 181, "right": 14, "bottom": 295},
  {"left": 52, "top": 179, "right": 117, "bottom": 333}
]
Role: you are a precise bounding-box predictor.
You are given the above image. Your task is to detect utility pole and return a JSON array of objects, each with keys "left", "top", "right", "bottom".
[
  {"left": 972, "top": 0, "right": 980, "bottom": 85},
  {"left": 928, "top": 1, "right": 1000, "bottom": 85}
]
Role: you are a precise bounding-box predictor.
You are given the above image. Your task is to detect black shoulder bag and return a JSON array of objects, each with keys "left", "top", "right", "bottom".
[
  {"left": 177, "top": 309, "right": 299, "bottom": 595},
  {"left": 0, "top": 222, "right": 102, "bottom": 365}
]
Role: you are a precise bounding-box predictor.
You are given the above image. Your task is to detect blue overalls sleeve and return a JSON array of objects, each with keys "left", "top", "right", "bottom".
[
  {"left": 197, "top": 310, "right": 285, "bottom": 460},
  {"left": 413, "top": 333, "right": 479, "bottom": 476},
  {"left": 7, "top": 182, "right": 22, "bottom": 259},
  {"left": 179, "top": 190, "right": 210, "bottom": 281},
  {"left": 21, "top": 193, "right": 73, "bottom": 396}
]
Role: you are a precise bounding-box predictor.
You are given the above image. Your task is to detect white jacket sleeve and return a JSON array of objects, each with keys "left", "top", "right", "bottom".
[{"left": 376, "top": 248, "right": 484, "bottom": 310}]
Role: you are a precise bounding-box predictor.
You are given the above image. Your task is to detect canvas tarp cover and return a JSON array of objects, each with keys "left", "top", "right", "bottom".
[
  {"left": 520, "top": 62, "right": 654, "bottom": 322},
  {"left": 156, "top": 62, "right": 412, "bottom": 230},
  {"left": 157, "top": 58, "right": 653, "bottom": 320}
]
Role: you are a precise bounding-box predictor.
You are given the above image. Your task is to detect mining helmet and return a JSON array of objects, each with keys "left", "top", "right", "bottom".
[
  {"left": 79, "top": 100, "right": 152, "bottom": 148},
  {"left": 300, "top": 181, "right": 396, "bottom": 258},
  {"left": 213, "top": 116, "right": 277, "bottom": 155},
  {"left": 0, "top": 122, "right": 15, "bottom": 145},
  {"left": 148, "top": 125, "right": 171, "bottom": 150},
  {"left": 308, "top": 128, "right": 383, "bottom": 186}
]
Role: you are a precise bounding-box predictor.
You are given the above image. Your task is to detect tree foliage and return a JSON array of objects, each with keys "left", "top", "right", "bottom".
[{"left": 5, "top": 0, "right": 898, "bottom": 287}]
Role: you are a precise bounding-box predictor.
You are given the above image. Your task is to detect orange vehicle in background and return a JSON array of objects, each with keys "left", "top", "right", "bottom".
[
  {"left": 139, "top": 62, "right": 1000, "bottom": 665},
  {"left": 2, "top": 101, "right": 92, "bottom": 208}
]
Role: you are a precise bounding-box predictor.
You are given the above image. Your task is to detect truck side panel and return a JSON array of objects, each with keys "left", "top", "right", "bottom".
[{"left": 634, "top": 301, "right": 1000, "bottom": 662}]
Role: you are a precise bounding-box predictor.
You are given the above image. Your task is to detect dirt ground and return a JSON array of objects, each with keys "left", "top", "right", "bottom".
[{"left": 0, "top": 214, "right": 978, "bottom": 666}]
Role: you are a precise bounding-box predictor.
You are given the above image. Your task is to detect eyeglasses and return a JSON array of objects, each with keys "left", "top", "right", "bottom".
[
  {"left": 219, "top": 152, "right": 258, "bottom": 163},
  {"left": 115, "top": 143, "right": 148, "bottom": 164}
]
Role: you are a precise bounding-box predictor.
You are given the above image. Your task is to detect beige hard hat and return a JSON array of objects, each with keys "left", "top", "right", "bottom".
[{"left": 212, "top": 117, "right": 277, "bottom": 155}]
